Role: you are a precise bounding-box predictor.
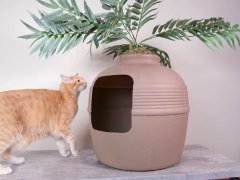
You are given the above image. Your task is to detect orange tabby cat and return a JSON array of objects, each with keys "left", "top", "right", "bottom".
[{"left": 0, "top": 74, "right": 87, "bottom": 175}]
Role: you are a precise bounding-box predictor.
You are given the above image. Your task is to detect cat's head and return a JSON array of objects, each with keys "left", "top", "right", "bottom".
[{"left": 60, "top": 74, "right": 87, "bottom": 94}]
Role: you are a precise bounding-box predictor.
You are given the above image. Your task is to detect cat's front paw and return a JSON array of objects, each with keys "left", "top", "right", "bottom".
[
  {"left": 59, "top": 150, "right": 71, "bottom": 157},
  {"left": 71, "top": 150, "right": 79, "bottom": 157},
  {"left": 0, "top": 166, "right": 13, "bottom": 175}
]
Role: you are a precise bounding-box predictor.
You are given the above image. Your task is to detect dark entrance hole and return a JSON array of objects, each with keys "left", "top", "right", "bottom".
[{"left": 91, "top": 75, "right": 133, "bottom": 133}]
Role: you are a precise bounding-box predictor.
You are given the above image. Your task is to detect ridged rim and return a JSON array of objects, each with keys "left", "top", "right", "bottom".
[{"left": 115, "top": 53, "right": 160, "bottom": 62}]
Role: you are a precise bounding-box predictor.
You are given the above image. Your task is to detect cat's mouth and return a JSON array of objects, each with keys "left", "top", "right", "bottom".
[{"left": 78, "top": 82, "right": 87, "bottom": 92}]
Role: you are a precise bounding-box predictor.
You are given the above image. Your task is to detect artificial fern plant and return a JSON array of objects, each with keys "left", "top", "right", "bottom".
[{"left": 20, "top": 0, "right": 240, "bottom": 68}]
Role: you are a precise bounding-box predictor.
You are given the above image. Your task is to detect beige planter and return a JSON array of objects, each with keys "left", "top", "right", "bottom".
[{"left": 88, "top": 54, "right": 190, "bottom": 171}]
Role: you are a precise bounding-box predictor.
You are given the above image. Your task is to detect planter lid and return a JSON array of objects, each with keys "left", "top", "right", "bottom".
[{"left": 89, "top": 54, "right": 189, "bottom": 116}]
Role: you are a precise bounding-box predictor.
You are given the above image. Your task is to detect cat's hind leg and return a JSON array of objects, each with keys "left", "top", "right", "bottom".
[
  {"left": 0, "top": 145, "right": 13, "bottom": 175},
  {"left": 14, "top": 135, "right": 32, "bottom": 152},
  {"left": 4, "top": 135, "right": 34, "bottom": 165},
  {"left": 2, "top": 148, "right": 25, "bottom": 165}
]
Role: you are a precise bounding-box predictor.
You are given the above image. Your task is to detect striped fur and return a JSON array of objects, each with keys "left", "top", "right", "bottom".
[{"left": 0, "top": 74, "right": 87, "bottom": 175}]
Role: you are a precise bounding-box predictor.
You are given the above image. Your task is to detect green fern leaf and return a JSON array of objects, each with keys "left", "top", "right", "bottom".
[
  {"left": 47, "top": 36, "right": 62, "bottom": 56},
  {"left": 140, "top": 13, "right": 157, "bottom": 28},
  {"left": 71, "top": 0, "right": 81, "bottom": 16},
  {"left": 131, "top": 15, "right": 139, "bottom": 21},
  {"left": 129, "top": 0, "right": 161, "bottom": 34},
  {"left": 49, "top": 0, "right": 59, "bottom": 7},
  {"left": 176, "top": 19, "right": 191, "bottom": 27},
  {"left": 18, "top": 33, "right": 42, "bottom": 39},
  {"left": 100, "top": 0, "right": 118, "bottom": 6},
  {"left": 78, "top": 24, "right": 95, "bottom": 32},
  {"left": 39, "top": 36, "right": 56, "bottom": 57},
  {"left": 20, "top": 0, "right": 240, "bottom": 59},
  {"left": 142, "top": 8, "right": 157, "bottom": 19},
  {"left": 93, "top": 35, "right": 99, "bottom": 48},
  {"left": 152, "top": 25, "right": 158, "bottom": 34},
  {"left": 232, "top": 32, "right": 240, "bottom": 46},
  {"left": 57, "top": 35, "right": 72, "bottom": 53},
  {"left": 30, "top": 36, "right": 48, "bottom": 55},
  {"left": 130, "top": 8, "right": 141, "bottom": 15},
  {"left": 143, "top": 0, "right": 161, "bottom": 14},
  {"left": 168, "top": 20, "right": 178, "bottom": 29},
  {"left": 56, "top": 0, "right": 71, "bottom": 10},
  {"left": 212, "top": 35, "right": 223, "bottom": 47},
  {"left": 41, "top": 10, "right": 63, "bottom": 21},
  {"left": 142, "top": 44, "right": 171, "bottom": 68},
  {"left": 20, "top": 20, "right": 41, "bottom": 33},
  {"left": 101, "top": 3, "right": 112, "bottom": 10},
  {"left": 120, "top": 0, "right": 128, "bottom": 6},
  {"left": 164, "top": 19, "right": 173, "bottom": 29},
  {"left": 132, "top": 3, "right": 142, "bottom": 9},
  {"left": 84, "top": 1, "right": 95, "bottom": 21},
  {"left": 153, "top": 18, "right": 240, "bottom": 49},
  {"left": 61, "top": 0, "right": 72, "bottom": 10},
  {"left": 62, "top": 35, "right": 77, "bottom": 53},
  {"left": 136, "top": 0, "right": 143, "bottom": 3},
  {"left": 132, "top": 21, "right": 138, "bottom": 26},
  {"left": 36, "top": 0, "right": 58, "bottom": 9},
  {"left": 63, "top": 34, "right": 81, "bottom": 53},
  {"left": 28, "top": 11, "right": 49, "bottom": 30}
]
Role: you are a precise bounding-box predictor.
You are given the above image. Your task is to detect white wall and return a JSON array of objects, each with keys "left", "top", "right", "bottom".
[{"left": 0, "top": 0, "right": 240, "bottom": 161}]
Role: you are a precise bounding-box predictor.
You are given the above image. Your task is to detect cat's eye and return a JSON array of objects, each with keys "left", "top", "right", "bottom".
[{"left": 77, "top": 80, "right": 80, "bottom": 83}]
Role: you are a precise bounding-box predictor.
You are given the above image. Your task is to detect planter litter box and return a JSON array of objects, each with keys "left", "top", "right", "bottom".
[{"left": 88, "top": 54, "right": 190, "bottom": 171}]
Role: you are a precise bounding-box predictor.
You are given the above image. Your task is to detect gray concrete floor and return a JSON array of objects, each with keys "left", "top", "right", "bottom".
[{"left": 1, "top": 145, "right": 240, "bottom": 180}]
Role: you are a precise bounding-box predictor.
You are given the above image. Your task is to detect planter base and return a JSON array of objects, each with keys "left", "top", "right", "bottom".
[{"left": 91, "top": 114, "right": 188, "bottom": 171}]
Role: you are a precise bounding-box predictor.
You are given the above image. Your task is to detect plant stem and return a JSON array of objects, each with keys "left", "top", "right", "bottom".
[
  {"left": 129, "top": 27, "right": 138, "bottom": 45},
  {"left": 140, "top": 35, "right": 156, "bottom": 43},
  {"left": 124, "top": 36, "right": 133, "bottom": 43},
  {"left": 135, "top": 0, "right": 146, "bottom": 41},
  {"left": 127, "top": 22, "right": 138, "bottom": 45},
  {"left": 122, "top": 20, "right": 135, "bottom": 42},
  {"left": 113, "top": 9, "right": 137, "bottom": 45}
]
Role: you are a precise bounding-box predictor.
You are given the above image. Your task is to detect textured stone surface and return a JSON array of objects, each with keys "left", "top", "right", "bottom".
[{"left": 1, "top": 145, "right": 240, "bottom": 180}]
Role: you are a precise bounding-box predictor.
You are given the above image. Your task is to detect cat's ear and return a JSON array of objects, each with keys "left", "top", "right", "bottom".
[{"left": 61, "top": 74, "right": 71, "bottom": 83}]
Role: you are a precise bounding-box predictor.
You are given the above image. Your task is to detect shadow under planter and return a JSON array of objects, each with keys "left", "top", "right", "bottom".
[{"left": 88, "top": 54, "right": 190, "bottom": 171}]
